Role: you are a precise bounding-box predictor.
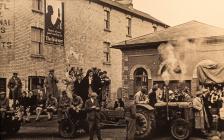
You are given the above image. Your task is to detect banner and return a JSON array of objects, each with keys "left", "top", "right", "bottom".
[{"left": 45, "top": 0, "right": 64, "bottom": 45}]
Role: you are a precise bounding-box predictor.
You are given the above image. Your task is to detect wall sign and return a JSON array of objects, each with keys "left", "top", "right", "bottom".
[{"left": 45, "top": 0, "right": 64, "bottom": 46}]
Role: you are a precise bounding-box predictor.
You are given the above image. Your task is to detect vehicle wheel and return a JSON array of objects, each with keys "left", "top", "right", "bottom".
[
  {"left": 171, "top": 118, "right": 191, "bottom": 140},
  {"left": 135, "top": 107, "right": 154, "bottom": 139},
  {"left": 58, "top": 119, "right": 75, "bottom": 138},
  {"left": 6, "top": 120, "right": 21, "bottom": 134}
]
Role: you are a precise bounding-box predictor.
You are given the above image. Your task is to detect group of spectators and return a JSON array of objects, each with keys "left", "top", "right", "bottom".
[
  {"left": 201, "top": 85, "right": 224, "bottom": 110},
  {"left": 133, "top": 84, "right": 192, "bottom": 107},
  {"left": 130, "top": 83, "right": 224, "bottom": 138},
  {"left": 2, "top": 67, "right": 110, "bottom": 123}
]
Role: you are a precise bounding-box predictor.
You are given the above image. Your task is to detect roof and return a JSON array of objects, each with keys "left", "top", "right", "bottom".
[
  {"left": 91, "top": 0, "right": 168, "bottom": 27},
  {"left": 112, "top": 21, "right": 224, "bottom": 49}
]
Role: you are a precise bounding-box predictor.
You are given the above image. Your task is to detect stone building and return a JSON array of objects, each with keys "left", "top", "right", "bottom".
[
  {"left": 112, "top": 21, "right": 224, "bottom": 95},
  {"left": 0, "top": 0, "right": 167, "bottom": 98}
]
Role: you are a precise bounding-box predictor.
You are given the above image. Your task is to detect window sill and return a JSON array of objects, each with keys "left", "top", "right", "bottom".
[
  {"left": 103, "top": 62, "right": 111, "bottom": 65},
  {"left": 126, "top": 34, "right": 132, "bottom": 38},
  {"left": 104, "top": 28, "right": 111, "bottom": 32},
  {"left": 30, "top": 54, "right": 45, "bottom": 59},
  {"left": 32, "top": 9, "right": 44, "bottom": 14}
]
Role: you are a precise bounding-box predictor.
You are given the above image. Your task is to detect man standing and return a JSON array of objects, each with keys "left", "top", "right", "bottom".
[
  {"left": 148, "top": 87, "right": 158, "bottom": 107},
  {"left": 8, "top": 72, "right": 22, "bottom": 109},
  {"left": 193, "top": 91, "right": 210, "bottom": 136},
  {"left": 124, "top": 95, "right": 136, "bottom": 140},
  {"left": 44, "top": 69, "right": 59, "bottom": 99},
  {"left": 74, "top": 73, "right": 86, "bottom": 102},
  {"left": 85, "top": 92, "right": 102, "bottom": 140}
]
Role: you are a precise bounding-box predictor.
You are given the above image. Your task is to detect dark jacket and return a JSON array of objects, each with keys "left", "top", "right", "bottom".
[
  {"left": 7, "top": 76, "right": 22, "bottom": 99},
  {"left": 74, "top": 79, "right": 88, "bottom": 102},
  {"left": 85, "top": 98, "right": 100, "bottom": 122},
  {"left": 148, "top": 90, "right": 157, "bottom": 107}
]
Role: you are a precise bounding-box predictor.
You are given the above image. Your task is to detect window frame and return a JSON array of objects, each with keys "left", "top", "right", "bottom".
[
  {"left": 28, "top": 76, "right": 45, "bottom": 91},
  {"left": 126, "top": 17, "right": 132, "bottom": 37},
  {"left": 104, "top": 10, "right": 111, "bottom": 31},
  {"left": 31, "top": 26, "right": 43, "bottom": 56},
  {"left": 32, "top": 0, "right": 43, "bottom": 14},
  {"left": 103, "top": 42, "right": 111, "bottom": 65}
]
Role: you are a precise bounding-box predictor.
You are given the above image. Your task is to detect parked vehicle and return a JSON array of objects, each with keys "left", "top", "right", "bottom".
[
  {"left": 58, "top": 109, "right": 88, "bottom": 138},
  {"left": 0, "top": 109, "right": 21, "bottom": 134}
]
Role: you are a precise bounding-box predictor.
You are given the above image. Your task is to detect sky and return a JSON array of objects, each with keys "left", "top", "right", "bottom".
[{"left": 133, "top": 0, "right": 224, "bottom": 28}]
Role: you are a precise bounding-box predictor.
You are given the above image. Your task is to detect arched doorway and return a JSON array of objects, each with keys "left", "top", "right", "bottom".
[{"left": 134, "top": 68, "right": 148, "bottom": 93}]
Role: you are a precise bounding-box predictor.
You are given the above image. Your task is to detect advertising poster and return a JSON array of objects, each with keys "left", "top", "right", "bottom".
[{"left": 45, "top": 0, "right": 64, "bottom": 45}]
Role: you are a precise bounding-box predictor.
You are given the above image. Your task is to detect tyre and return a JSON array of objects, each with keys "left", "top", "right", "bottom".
[
  {"left": 58, "top": 119, "right": 75, "bottom": 138},
  {"left": 135, "top": 107, "right": 154, "bottom": 139},
  {"left": 171, "top": 118, "right": 191, "bottom": 140}
]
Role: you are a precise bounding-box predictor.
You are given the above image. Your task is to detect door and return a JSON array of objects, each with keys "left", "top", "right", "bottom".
[
  {"left": 0, "top": 78, "right": 6, "bottom": 92},
  {"left": 134, "top": 68, "right": 148, "bottom": 93}
]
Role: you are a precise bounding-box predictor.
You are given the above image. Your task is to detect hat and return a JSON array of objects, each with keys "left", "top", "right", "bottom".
[
  {"left": 89, "top": 92, "right": 98, "bottom": 97},
  {"left": 13, "top": 72, "right": 18, "bottom": 75},
  {"left": 99, "top": 72, "right": 104, "bottom": 76},
  {"left": 76, "top": 72, "right": 83, "bottom": 76},
  {"left": 141, "top": 88, "right": 147, "bottom": 94},
  {"left": 62, "top": 91, "right": 67, "bottom": 95},
  {"left": 49, "top": 69, "right": 54, "bottom": 72},
  {"left": 202, "top": 88, "right": 208, "bottom": 93}
]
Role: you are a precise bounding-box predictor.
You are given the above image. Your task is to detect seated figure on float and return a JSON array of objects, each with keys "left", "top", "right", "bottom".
[
  {"left": 58, "top": 91, "right": 71, "bottom": 119},
  {"left": 134, "top": 88, "right": 149, "bottom": 104},
  {"left": 68, "top": 93, "right": 83, "bottom": 121},
  {"left": 46, "top": 94, "right": 58, "bottom": 120}
]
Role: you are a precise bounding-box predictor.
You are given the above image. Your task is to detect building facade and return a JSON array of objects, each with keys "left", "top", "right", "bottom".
[
  {"left": 0, "top": 0, "right": 167, "bottom": 99},
  {"left": 112, "top": 21, "right": 224, "bottom": 95}
]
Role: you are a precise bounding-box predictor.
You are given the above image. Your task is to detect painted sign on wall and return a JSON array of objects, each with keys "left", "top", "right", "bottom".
[
  {"left": 0, "top": 0, "right": 13, "bottom": 49},
  {"left": 45, "top": 0, "right": 64, "bottom": 46},
  {"left": 0, "top": 0, "right": 14, "bottom": 64}
]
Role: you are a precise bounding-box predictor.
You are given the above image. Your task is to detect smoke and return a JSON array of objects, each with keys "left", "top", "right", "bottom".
[{"left": 158, "top": 38, "right": 203, "bottom": 85}]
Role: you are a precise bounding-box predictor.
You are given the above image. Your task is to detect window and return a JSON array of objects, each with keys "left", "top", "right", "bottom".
[
  {"left": 31, "top": 27, "right": 43, "bottom": 55},
  {"left": 0, "top": 78, "right": 6, "bottom": 92},
  {"left": 32, "top": 0, "right": 43, "bottom": 12},
  {"left": 134, "top": 68, "right": 148, "bottom": 93},
  {"left": 103, "top": 42, "right": 111, "bottom": 64},
  {"left": 127, "top": 17, "right": 132, "bottom": 36},
  {"left": 104, "top": 10, "right": 110, "bottom": 31},
  {"left": 28, "top": 76, "right": 45, "bottom": 91}
]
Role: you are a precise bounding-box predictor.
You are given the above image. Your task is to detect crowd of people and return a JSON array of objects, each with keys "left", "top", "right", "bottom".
[
  {"left": 0, "top": 67, "right": 111, "bottom": 139},
  {"left": 1, "top": 67, "right": 111, "bottom": 120}
]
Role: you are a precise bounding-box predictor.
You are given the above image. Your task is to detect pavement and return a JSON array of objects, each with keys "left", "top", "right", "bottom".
[{"left": 1, "top": 115, "right": 224, "bottom": 140}]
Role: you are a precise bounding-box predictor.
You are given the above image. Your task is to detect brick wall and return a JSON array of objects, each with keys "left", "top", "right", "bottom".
[
  {"left": 122, "top": 42, "right": 224, "bottom": 95},
  {"left": 0, "top": 0, "right": 166, "bottom": 99}
]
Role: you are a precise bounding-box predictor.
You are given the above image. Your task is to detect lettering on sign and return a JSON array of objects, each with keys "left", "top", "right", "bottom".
[{"left": 0, "top": 0, "right": 13, "bottom": 50}]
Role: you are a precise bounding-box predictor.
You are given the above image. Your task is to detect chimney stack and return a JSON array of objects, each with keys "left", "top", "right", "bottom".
[{"left": 113, "top": 0, "right": 133, "bottom": 8}]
